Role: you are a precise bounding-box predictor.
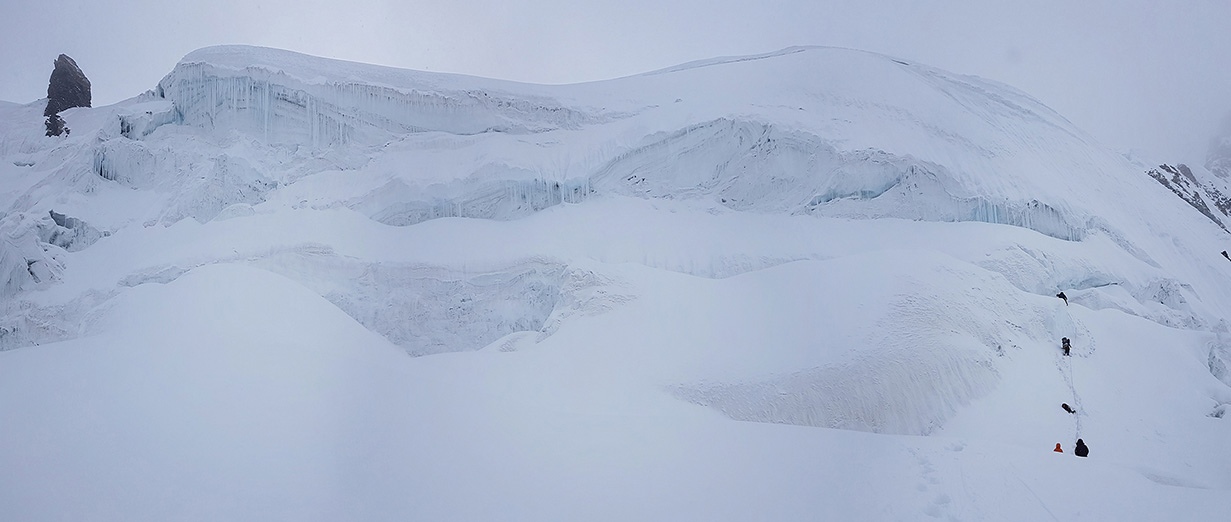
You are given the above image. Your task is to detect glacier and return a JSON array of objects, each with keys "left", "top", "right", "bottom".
[{"left": 2, "top": 45, "right": 1231, "bottom": 520}]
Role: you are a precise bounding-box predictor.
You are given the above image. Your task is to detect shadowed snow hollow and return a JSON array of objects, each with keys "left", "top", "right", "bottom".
[
  {"left": 246, "top": 251, "right": 566, "bottom": 355},
  {"left": 665, "top": 254, "right": 1051, "bottom": 436}
]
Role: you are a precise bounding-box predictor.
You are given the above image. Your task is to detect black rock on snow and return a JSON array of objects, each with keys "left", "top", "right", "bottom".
[{"left": 44, "top": 54, "right": 91, "bottom": 136}]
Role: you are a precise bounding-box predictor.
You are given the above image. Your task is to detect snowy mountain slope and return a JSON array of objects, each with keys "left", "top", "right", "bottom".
[
  {"left": 3, "top": 45, "right": 1231, "bottom": 520},
  {"left": 1147, "top": 163, "right": 1231, "bottom": 231},
  {"left": 1148, "top": 120, "right": 1231, "bottom": 234}
]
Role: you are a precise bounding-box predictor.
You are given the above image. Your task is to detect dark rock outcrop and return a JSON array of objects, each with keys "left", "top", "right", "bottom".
[
  {"left": 44, "top": 54, "right": 91, "bottom": 136},
  {"left": 45, "top": 114, "right": 67, "bottom": 137}
]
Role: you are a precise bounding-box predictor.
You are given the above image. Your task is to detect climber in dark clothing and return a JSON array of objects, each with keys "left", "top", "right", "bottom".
[
  {"left": 1074, "top": 439, "right": 1089, "bottom": 457},
  {"left": 1062, "top": 403, "right": 1075, "bottom": 414},
  {"left": 1223, "top": 251, "right": 1229, "bottom": 261},
  {"left": 1056, "top": 292, "right": 1068, "bottom": 305},
  {"left": 1062, "top": 337, "right": 1071, "bottom": 356}
]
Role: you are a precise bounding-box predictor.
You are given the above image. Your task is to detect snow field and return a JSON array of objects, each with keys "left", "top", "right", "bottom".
[{"left": 3, "top": 262, "right": 1230, "bottom": 520}]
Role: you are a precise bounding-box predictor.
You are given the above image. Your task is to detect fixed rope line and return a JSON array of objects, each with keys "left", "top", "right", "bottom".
[
  {"left": 1066, "top": 353, "right": 1082, "bottom": 439},
  {"left": 1053, "top": 302, "right": 1083, "bottom": 446}
]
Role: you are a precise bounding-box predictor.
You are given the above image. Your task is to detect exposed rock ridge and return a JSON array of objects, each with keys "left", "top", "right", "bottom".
[{"left": 1147, "top": 163, "right": 1231, "bottom": 231}]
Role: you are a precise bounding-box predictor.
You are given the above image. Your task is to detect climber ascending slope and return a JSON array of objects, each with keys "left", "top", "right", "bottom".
[
  {"left": 1075, "top": 439, "right": 1089, "bottom": 457},
  {"left": 1056, "top": 291, "right": 1068, "bottom": 305}
]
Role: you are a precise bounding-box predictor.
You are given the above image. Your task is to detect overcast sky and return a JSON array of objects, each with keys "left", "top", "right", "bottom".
[{"left": 2, "top": 0, "right": 1227, "bottom": 165}]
